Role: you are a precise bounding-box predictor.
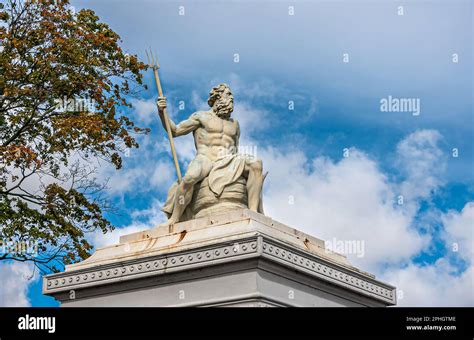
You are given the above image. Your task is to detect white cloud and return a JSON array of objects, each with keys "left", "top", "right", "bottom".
[
  {"left": 215, "top": 73, "right": 280, "bottom": 101},
  {"left": 261, "top": 147, "right": 428, "bottom": 271},
  {"left": 442, "top": 202, "right": 474, "bottom": 261},
  {"left": 256, "top": 129, "right": 472, "bottom": 306},
  {"left": 397, "top": 129, "right": 446, "bottom": 203},
  {"left": 102, "top": 150, "right": 177, "bottom": 196},
  {"left": 381, "top": 201, "right": 473, "bottom": 306},
  {"left": 88, "top": 199, "right": 167, "bottom": 249},
  {"left": 173, "top": 134, "right": 198, "bottom": 165},
  {"left": 88, "top": 224, "right": 149, "bottom": 249},
  {"left": 383, "top": 259, "right": 473, "bottom": 307},
  {"left": 150, "top": 160, "right": 175, "bottom": 188},
  {"left": 105, "top": 164, "right": 148, "bottom": 195},
  {"left": 234, "top": 102, "right": 270, "bottom": 138},
  {"left": 0, "top": 262, "right": 37, "bottom": 307},
  {"left": 130, "top": 98, "right": 156, "bottom": 125},
  {"left": 190, "top": 90, "right": 209, "bottom": 112}
]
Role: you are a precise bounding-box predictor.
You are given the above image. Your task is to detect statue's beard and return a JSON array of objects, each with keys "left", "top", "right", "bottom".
[{"left": 214, "top": 98, "right": 233, "bottom": 119}]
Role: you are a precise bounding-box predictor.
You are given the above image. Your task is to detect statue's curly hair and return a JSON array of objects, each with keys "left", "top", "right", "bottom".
[{"left": 208, "top": 83, "right": 231, "bottom": 107}]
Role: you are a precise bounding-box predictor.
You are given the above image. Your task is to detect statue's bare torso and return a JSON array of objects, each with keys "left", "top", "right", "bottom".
[
  {"left": 170, "top": 110, "right": 241, "bottom": 184},
  {"left": 193, "top": 111, "right": 239, "bottom": 161}
]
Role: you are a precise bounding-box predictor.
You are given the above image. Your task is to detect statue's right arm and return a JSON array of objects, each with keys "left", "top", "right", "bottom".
[
  {"left": 157, "top": 97, "right": 201, "bottom": 137},
  {"left": 172, "top": 112, "right": 201, "bottom": 137}
]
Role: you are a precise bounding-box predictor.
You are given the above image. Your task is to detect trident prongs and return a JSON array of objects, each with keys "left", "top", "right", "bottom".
[{"left": 145, "top": 48, "right": 160, "bottom": 70}]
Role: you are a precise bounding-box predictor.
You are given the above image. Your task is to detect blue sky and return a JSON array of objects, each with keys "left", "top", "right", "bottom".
[{"left": 2, "top": 0, "right": 472, "bottom": 307}]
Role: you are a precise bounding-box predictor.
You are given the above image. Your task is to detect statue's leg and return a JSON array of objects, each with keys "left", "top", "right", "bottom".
[
  {"left": 244, "top": 158, "right": 263, "bottom": 212},
  {"left": 165, "top": 155, "right": 212, "bottom": 226}
]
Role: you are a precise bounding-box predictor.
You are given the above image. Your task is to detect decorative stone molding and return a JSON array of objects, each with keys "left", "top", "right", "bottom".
[
  {"left": 44, "top": 238, "right": 259, "bottom": 294},
  {"left": 261, "top": 239, "right": 395, "bottom": 305},
  {"left": 44, "top": 234, "right": 396, "bottom": 305}
]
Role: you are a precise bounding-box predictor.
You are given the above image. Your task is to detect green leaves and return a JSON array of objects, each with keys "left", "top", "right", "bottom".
[{"left": 0, "top": 0, "right": 147, "bottom": 273}]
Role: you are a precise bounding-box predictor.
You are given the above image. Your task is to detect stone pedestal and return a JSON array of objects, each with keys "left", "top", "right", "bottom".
[{"left": 43, "top": 209, "right": 396, "bottom": 307}]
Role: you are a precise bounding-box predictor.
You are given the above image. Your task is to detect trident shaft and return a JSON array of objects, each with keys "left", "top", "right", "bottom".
[{"left": 146, "top": 50, "right": 182, "bottom": 183}]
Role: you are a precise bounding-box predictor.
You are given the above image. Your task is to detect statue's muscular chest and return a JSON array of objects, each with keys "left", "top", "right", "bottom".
[{"left": 196, "top": 114, "right": 238, "bottom": 141}]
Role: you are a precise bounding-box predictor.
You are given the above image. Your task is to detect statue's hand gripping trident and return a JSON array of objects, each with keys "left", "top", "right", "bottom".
[{"left": 146, "top": 49, "right": 182, "bottom": 183}]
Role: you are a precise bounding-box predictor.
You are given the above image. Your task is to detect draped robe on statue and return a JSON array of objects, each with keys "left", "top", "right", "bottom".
[{"left": 162, "top": 153, "right": 263, "bottom": 221}]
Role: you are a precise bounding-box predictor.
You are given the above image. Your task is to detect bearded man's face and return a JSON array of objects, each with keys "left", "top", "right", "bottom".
[{"left": 214, "top": 89, "right": 234, "bottom": 119}]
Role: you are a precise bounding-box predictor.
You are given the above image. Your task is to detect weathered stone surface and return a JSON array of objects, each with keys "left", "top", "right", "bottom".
[
  {"left": 191, "top": 176, "right": 248, "bottom": 218},
  {"left": 43, "top": 209, "right": 396, "bottom": 307}
]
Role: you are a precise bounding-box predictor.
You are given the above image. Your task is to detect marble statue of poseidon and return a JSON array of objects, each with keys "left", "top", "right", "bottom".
[{"left": 156, "top": 83, "right": 265, "bottom": 226}]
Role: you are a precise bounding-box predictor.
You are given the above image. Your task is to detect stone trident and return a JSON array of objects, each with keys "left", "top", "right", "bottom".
[{"left": 146, "top": 50, "right": 182, "bottom": 183}]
